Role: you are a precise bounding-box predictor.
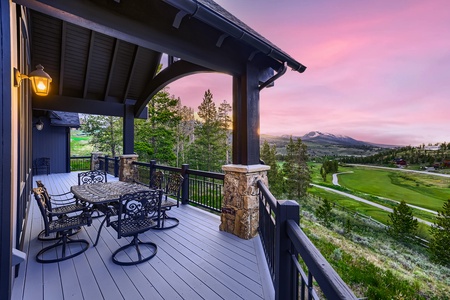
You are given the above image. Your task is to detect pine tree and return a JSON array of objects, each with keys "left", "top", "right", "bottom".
[
  {"left": 81, "top": 115, "right": 122, "bottom": 157},
  {"left": 174, "top": 103, "right": 195, "bottom": 167},
  {"left": 283, "top": 136, "right": 311, "bottom": 199},
  {"left": 428, "top": 199, "right": 450, "bottom": 266},
  {"left": 217, "top": 100, "right": 232, "bottom": 164},
  {"left": 387, "top": 200, "right": 418, "bottom": 240},
  {"left": 134, "top": 88, "right": 181, "bottom": 165},
  {"left": 316, "top": 198, "right": 334, "bottom": 227},
  {"left": 187, "top": 89, "right": 224, "bottom": 172},
  {"left": 260, "top": 140, "right": 282, "bottom": 197}
]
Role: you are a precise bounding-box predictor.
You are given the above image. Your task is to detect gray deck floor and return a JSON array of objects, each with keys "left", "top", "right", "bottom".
[{"left": 12, "top": 172, "right": 273, "bottom": 300}]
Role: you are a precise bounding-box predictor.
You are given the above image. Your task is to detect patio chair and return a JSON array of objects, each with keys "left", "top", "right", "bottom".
[
  {"left": 36, "top": 180, "right": 86, "bottom": 241},
  {"left": 110, "top": 190, "right": 162, "bottom": 265},
  {"left": 78, "top": 170, "right": 108, "bottom": 185},
  {"left": 149, "top": 170, "right": 164, "bottom": 190},
  {"left": 153, "top": 173, "right": 183, "bottom": 230},
  {"left": 33, "top": 157, "right": 50, "bottom": 175},
  {"left": 78, "top": 170, "right": 108, "bottom": 218},
  {"left": 33, "top": 187, "right": 92, "bottom": 263}
]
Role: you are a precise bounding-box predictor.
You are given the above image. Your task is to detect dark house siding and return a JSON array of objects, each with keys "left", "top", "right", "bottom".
[{"left": 32, "top": 117, "right": 70, "bottom": 174}]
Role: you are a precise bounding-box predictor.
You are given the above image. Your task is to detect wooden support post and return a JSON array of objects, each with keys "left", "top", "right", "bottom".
[{"left": 275, "top": 200, "right": 300, "bottom": 300}]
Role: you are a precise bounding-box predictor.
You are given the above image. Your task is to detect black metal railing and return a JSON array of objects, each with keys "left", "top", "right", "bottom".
[
  {"left": 132, "top": 160, "right": 224, "bottom": 213},
  {"left": 188, "top": 169, "right": 224, "bottom": 212},
  {"left": 98, "top": 155, "right": 119, "bottom": 177},
  {"left": 70, "top": 156, "right": 91, "bottom": 171},
  {"left": 257, "top": 180, "right": 357, "bottom": 300}
]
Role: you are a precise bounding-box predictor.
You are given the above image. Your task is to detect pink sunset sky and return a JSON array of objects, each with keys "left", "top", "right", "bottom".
[{"left": 167, "top": 0, "right": 450, "bottom": 146}]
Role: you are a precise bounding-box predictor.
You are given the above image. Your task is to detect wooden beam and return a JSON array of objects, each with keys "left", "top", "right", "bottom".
[
  {"left": 135, "top": 60, "right": 213, "bottom": 116},
  {"left": 232, "top": 62, "right": 260, "bottom": 165},
  {"left": 104, "top": 38, "right": 119, "bottom": 101}
]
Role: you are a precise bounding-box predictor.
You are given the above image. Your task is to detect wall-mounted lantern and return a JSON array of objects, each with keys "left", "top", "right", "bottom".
[
  {"left": 14, "top": 64, "right": 52, "bottom": 96},
  {"left": 35, "top": 119, "right": 44, "bottom": 131}
]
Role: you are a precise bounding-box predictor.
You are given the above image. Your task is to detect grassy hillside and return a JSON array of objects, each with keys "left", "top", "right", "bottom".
[{"left": 70, "top": 130, "right": 94, "bottom": 155}]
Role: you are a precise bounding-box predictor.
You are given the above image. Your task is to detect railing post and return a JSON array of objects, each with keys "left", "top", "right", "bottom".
[
  {"left": 275, "top": 200, "right": 300, "bottom": 300},
  {"left": 104, "top": 155, "right": 109, "bottom": 174},
  {"left": 149, "top": 160, "right": 156, "bottom": 186},
  {"left": 181, "top": 164, "right": 189, "bottom": 205},
  {"left": 114, "top": 157, "right": 119, "bottom": 177}
]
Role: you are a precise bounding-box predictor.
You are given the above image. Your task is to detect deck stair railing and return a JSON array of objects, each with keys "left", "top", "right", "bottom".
[{"left": 257, "top": 180, "right": 358, "bottom": 300}]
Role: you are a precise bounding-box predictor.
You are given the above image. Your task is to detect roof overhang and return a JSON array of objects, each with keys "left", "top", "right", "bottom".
[{"left": 14, "top": 0, "right": 306, "bottom": 119}]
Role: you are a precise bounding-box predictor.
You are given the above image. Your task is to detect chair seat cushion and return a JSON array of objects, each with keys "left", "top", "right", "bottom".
[{"left": 110, "top": 218, "right": 156, "bottom": 237}]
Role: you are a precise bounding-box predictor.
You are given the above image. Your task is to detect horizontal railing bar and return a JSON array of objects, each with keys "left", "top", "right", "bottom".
[{"left": 286, "top": 219, "right": 357, "bottom": 300}]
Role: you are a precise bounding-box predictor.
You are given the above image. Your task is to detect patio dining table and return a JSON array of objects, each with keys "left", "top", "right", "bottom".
[{"left": 71, "top": 181, "right": 153, "bottom": 246}]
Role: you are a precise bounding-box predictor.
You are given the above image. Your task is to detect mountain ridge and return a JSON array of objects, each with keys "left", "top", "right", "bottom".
[{"left": 275, "top": 131, "right": 397, "bottom": 148}]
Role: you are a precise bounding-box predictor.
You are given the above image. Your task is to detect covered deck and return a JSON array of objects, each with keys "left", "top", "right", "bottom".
[{"left": 12, "top": 172, "right": 273, "bottom": 300}]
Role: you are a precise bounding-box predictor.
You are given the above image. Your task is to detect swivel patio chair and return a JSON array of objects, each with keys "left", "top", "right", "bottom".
[
  {"left": 36, "top": 180, "right": 86, "bottom": 241},
  {"left": 33, "top": 187, "right": 92, "bottom": 263},
  {"left": 153, "top": 173, "right": 183, "bottom": 230},
  {"left": 78, "top": 170, "right": 108, "bottom": 185},
  {"left": 78, "top": 170, "right": 108, "bottom": 218},
  {"left": 149, "top": 170, "right": 164, "bottom": 190},
  {"left": 110, "top": 190, "right": 162, "bottom": 265}
]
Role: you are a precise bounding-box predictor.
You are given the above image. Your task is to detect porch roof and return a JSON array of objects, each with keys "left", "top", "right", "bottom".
[
  {"left": 13, "top": 172, "right": 273, "bottom": 299},
  {"left": 15, "top": 0, "right": 306, "bottom": 119}
]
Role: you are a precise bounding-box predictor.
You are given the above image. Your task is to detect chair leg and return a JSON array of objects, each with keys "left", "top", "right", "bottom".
[
  {"left": 153, "top": 210, "right": 179, "bottom": 230},
  {"left": 38, "top": 227, "right": 81, "bottom": 241},
  {"left": 112, "top": 236, "right": 157, "bottom": 266},
  {"left": 36, "top": 233, "right": 89, "bottom": 263}
]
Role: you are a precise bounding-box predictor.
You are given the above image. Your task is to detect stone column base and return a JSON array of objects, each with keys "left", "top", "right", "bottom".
[
  {"left": 90, "top": 152, "right": 103, "bottom": 171},
  {"left": 220, "top": 164, "right": 270, "bottom": 239},
  {"left": 119, "top": 154, "right": 138, "bottom": 182}
]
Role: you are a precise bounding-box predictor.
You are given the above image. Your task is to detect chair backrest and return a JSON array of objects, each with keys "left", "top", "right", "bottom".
[
  {"left": 165, "top": 173, "right": 183, "bottom": 206},
  {"left": 78, "top": 170, "right": 108, "bottom": 185},
  {"left": 33, "top": 188, "right": 51, "bottom": 234},
  {"left": 116, "top": 190, "right": 162, "bottom": 238},
  {"left": 150, "top": 171, "right": 164, "bottom": 190},
  {"left": 36, "top": 180, "right": 44, "bottom": 188}
]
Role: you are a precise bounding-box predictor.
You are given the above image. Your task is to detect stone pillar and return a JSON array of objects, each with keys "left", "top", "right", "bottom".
[
  {"left": 119, "top": 154, "right": 139, "bottom": 182},
  {"left": 220, "top": 164, "right": 270, "bottom": 239},
  {"left": 90, "top": 152, "right": 102, "bottom": 171}
]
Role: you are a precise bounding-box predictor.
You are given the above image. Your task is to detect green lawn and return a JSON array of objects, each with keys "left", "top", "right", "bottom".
[
  {"left": 336, "top": 166, "right": 450, "bottom": 212},
  {"left": 71, "top": 131, "right": 94, "bottom": 156}
]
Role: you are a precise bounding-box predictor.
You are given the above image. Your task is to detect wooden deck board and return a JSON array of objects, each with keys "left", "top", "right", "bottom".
[{"left": 12, "top": 172, "right": 273, "bottom": 300}]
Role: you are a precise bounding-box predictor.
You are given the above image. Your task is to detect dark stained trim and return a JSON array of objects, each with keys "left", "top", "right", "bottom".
[
  {"left": 1, "top": 1, "right": 13, "bottom": 298},
  {"left": 104, "top": 38, "right": 119, "bottom": 101},
  {"left": 135, "top": 60, "right": 213, "bottom": 116},
  {"left": 33, "top": 95, "right": 145, "bottom": 119},
  {"left": 123, "top": 104, "right": 134, "bottom": 154},
  {"left": 83, "top": 30, "right": 95, "bottom": 98},
  {"left": 123, "top": 45, "right": 139, "bottom": 103}
]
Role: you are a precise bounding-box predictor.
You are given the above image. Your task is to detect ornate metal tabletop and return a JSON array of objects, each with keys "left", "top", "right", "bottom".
[{"left": 71, "top": 181, "right": 152, "bottom": 204}]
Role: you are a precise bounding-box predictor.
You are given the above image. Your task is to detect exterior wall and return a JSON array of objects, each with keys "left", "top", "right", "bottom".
[
  {"left": 32, "top": 117, "right": 70, "bottom": 173},
  {"left": 1, "top": 3, "right": 34, "bottom": 299}
]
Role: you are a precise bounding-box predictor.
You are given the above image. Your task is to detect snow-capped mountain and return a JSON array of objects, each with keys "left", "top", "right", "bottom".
[{"left": 300, "top": 131, "right": 370, "bottom": 146}]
